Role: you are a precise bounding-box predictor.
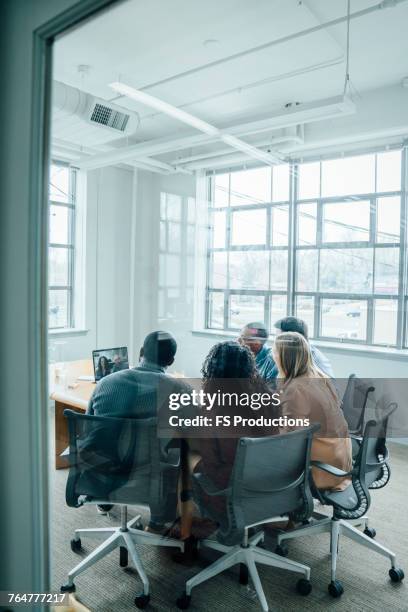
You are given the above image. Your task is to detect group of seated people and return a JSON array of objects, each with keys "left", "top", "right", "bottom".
[{"left": 87, "top": 316, "right": 352, "bottom": 535}]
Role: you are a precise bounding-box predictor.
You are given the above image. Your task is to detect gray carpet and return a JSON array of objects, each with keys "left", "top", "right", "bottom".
[{"left": 50, "top": 444, "right": 408, "bottom": 612}]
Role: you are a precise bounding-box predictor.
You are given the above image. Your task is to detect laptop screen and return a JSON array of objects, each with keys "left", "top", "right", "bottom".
[{"left": 92, "top": 346, "right": 129, "bottom": 381}]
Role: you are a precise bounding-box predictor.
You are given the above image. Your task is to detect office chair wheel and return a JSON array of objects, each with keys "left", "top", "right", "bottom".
[
  {"left": 389, "top": 567, "right": 404, "bottom": 582},
  {"left": 275, "top": 544, "right": 288, "bottom": 557},
  {"left": 134, "top": 593, "right": 150, "bottom": 608},
  {"left": 60, "top": 583, "right": 76, "bottom": 593},
  {"left": 364, "top": 527, "right": 376, "bottom": 539},
  {"left": 239, "top": 563, "right": 249, "bottom": 585},
  {"left": 296, "top": 578, "right": 312, "bottom": 596},
  {"left": 120, "top": 546, "right": 128, "bottom": 567},
  {"left": 173, "top": 535, "right": 199, "bottom": 563},
  {"left": 328, "top": 580, "right": 344, "bottom": 598},
  {"left": 176, "top": 592, "right": 191, "bottom": 609},
  {"left": 70, "top": 538, "right": 82, "bottom": 553}
]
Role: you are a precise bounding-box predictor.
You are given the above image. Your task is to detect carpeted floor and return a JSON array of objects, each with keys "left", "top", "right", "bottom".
[{"left": 50, "top": 443, "right": 408, "bottom": 612}]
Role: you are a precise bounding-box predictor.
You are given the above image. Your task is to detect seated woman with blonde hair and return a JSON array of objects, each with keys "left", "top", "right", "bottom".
[{"left": 273, "top": 331, "right": 352, "bottom": 491}]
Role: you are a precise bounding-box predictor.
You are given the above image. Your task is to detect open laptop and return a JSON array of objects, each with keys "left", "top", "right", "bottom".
[{"left": 90, "top": 346, "right": 130, "bottom": 382}]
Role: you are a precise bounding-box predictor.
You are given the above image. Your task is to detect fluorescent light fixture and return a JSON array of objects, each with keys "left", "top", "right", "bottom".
[
  {"left": 229, "top": 96, "right": 356, "bottom": 138},
  {"left": 110, "top": 82, "right": 219, "bottom": 137},
  {"left": 109, "top": 81, "right": 281, "bottom": 165}
]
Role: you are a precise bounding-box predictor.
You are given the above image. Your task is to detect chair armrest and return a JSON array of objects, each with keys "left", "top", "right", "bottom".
[
  {"left": 311, "top": 461, "right": 352, "bottom": 478},
  {"left": 350, "top": 434, "right": 363, "bottom": 443},
  {"left": 367, "top": 444, "right": 390, "bottom": 466},
  {"left": 193, "top": 472, "right": 231, "bottom": 497},
  {"left": 161, "top": 447, "right": 181, "bottom": 467}
]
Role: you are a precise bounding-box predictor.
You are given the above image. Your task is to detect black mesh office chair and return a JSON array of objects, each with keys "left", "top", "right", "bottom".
[
  {"left": 60, "top": 409, "right": 183, "bottom": 609},
  {"left": 341, "top": 374, "right": 375, "bottom": 437},
  {"left": 352, "top": 398, "right": 397, "bottom": 492},
  {"left": 176, "top": 425, "right": 320, "bottom": 612},
  {"left": 341, "top": 376, "right": 392, "bottom": 489},
  {"left": 276, "top": 415, "right": 404, "bottom": 598}
]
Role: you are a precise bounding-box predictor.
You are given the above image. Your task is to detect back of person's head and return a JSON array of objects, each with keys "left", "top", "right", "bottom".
[
  {"left": 142, "top": 331, "right": 177, "bottom": 368},
  {"left": 274, "top": 316, "right": 308, "bottom": 340},
  {"left": 239, "top": 321, "right": 269, "bottom": 356},
  {"left": 202, "top": 340, "right": 257, "bottom": 380},
  {"left": 273, "top": 331, "right": 313, "bottom": 380},
  {"left": 242, "top": 321, "right": 268, "bottom": 342}
]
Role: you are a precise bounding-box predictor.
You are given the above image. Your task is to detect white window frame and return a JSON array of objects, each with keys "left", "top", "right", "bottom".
[
  {"left": 205, "top": 145, "right": 408, "bottom": 350},
  {"left": 48, "top": 161, "right": 77, "bottom": 330}
]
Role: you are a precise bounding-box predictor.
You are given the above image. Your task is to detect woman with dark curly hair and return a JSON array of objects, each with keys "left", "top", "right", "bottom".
[
  {"left": 202, "top": 339, "right": 262, "bottom": 381},
  {"left": 195, "top": 340, "right": 280, "bottom": 492}
]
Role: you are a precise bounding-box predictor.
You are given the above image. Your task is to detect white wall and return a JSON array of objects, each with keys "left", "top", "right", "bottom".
[
  {"left": 49, "top": 165, "right": 134, "bottom": 362},
  {"left": 130, "top": 170, "right": 198, "bottom": 363}
]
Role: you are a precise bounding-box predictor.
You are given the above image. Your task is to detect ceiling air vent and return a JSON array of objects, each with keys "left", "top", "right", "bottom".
[{"left": 90, "top": 103, "right": 130, "bottom": 132}]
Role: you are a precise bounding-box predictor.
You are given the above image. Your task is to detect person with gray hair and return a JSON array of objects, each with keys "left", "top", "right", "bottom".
[{"left": 238, "top": 321, "right": 278, "bottom": 382}]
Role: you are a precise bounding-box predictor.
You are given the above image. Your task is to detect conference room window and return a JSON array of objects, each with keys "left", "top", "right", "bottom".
[
  {"left": 207, "top": 147, "right": 407, "bottom": 348},
  {"left": 295, "top": 150, "right": 404, "bottom": 347},
  {"left": 207, "top": 166, "right": 289, "bottom": 332},
  {"left": 48, "top": 163, "right": 76, "bottom": 330}
]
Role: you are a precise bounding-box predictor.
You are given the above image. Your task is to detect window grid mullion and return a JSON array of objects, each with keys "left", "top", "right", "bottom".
[
  {"left": 68, "top": 170, "right": 76, "bottom": 328},
  {"left": 205, "top": 178, "right": 213, "bottom": 329},
  {"left": 48, "top": 164, "right": 76, "bottom": 331},
  {"left": 224, "top": 174, "right": 232, "bottom": 329},
  {"left": 266, "top": 204, "right": 272, "bottom": 324},
  {"left": 397, "top": 144, "right": 408, "bottom": 348},
  {"left": 367, "top": 297, "right": 374, "bottom": 345},
  {"left": 314, "top": 294, "right": 321, "bottom": 342},
  {"left": 287, "top": 163, "right": 297, "bottom": 316},
  {"left": 265, "top": 294, "right": 271, "bottom": 330}
]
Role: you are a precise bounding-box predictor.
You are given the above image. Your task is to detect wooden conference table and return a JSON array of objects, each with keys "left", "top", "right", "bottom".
[{"left": 50, "top": 360, "right": 96, "bottom": 469}]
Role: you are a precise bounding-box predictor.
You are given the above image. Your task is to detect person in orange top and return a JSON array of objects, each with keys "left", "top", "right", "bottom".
[{"left": 273, "top": 331, "right": 352, "bottom": 491}]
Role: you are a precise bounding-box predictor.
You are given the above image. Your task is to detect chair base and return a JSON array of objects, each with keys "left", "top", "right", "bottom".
[
  {"left": 61, "top": 509, "right": 183, "bottom": 598},
  {"left": 276, "top": 514, "right": 403, "bottom": 596},
  {"left": 177, "top": 531, "right": 311, "bottom": 612}
]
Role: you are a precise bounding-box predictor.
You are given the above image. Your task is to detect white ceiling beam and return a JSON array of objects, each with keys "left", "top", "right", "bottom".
[
  {"left": 127, "top": 161, "right": 170, "bottom": 174},
  {"left": 172, "top": 129, "right": 304, "bottom": 166},
  {"left": 225, "top": 96, "right": 355, "bottom": 138},
  {"left": 77, "top": 95, "right": 355, "bottom": 171},
  {"left": 51, "top": 136, "right": 182, "bottom": 174},
  {"left": 108, "top": 82, "right": 283, "bottom": 167},
  {"left": 180, "top": 147, "right": 291, "bottom": 171}
]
